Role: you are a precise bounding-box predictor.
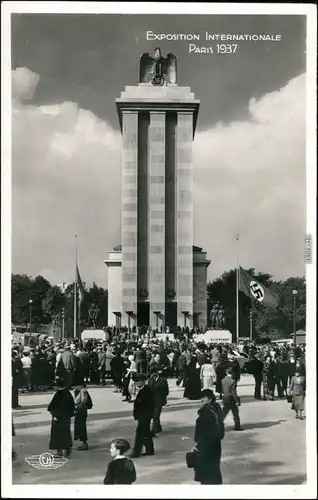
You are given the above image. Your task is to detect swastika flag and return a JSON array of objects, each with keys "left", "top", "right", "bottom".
[
  {"left": 76, "top": 265, "right": 85, "bottom": 306},
  {"left": 239, "top": 267, "right": 279, "bottom": 309}
]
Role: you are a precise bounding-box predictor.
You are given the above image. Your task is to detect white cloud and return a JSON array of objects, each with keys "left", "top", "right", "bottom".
[
  {"left": 193, "top": 73, "right": 306, "bottom": 280},
  {"left": 12, "top": 67, "right": 40, "bottom": 102},
  {"left": 12, "top": 67, "right": 122, "bottom": 287},
  {"left": 11, "top": 67, "right": 306, "bottom": 287}
]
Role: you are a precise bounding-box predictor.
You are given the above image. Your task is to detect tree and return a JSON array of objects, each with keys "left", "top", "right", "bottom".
[
  {"left": 42, "top": 286, "right": 67, "bottom": 321},
  {"left": 252, "top": 277, "right": 306, "bottom": 339},
  {"left": 207, "top": 268, "right": 306, "bottom": 341},
  {"left": 30, "top": 275, "right": 52, "bottom": 327},
  {"left": 207, "top": 268, "right": 274, "bottom": 340},
  {"left": 11, "top": 274, "right": 33, "bottom": 326}
]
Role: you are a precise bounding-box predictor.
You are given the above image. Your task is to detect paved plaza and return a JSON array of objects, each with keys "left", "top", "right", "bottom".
[{"left": 12, "top": 374, "right": 306, "bottom": 485}]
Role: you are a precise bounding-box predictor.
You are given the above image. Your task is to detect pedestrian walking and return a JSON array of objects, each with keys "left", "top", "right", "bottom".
[
  {"left": 147, "top": 367, "right": 169, "bottom": 436},
  {"left": 222, "top": 367, "right": 242, "bottom": 431},
  {"left": 288, "top": 369, "right": 306, "bottom": 420},
  {"left": 191, "top": 389, "right": 225, "bottom": 484},
  {"left": 130, "top": 373, "right": 155, "bottom": 458}
]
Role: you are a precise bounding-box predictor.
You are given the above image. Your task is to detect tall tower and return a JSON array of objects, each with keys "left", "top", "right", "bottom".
[{"left": 105, "top": 48, "right": 210, "bottom": 330}]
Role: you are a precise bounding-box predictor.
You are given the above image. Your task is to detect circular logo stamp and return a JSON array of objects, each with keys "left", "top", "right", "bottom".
[{"left": 39, "top": 452, "right": 54, "bottom": 468}]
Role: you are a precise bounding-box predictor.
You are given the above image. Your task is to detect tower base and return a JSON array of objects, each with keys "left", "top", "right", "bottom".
[{"left": 105, "top": 245, "right": 210, "bottom": 329}]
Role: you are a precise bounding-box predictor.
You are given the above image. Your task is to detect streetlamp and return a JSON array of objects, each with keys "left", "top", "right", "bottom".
[
  {"left": 292, "top": 290, "right": 298, "bottom": 345},
  {"left": 28, "top": 299, "right": 33, "bottom": 333}
]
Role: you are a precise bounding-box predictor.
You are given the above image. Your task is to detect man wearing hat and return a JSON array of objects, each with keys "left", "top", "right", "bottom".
[
  {"left": 59, "top": 344, "right": 76, "bottom": 388},
  {"left": 149, "top": 353, "right": 162, "bottom": 374},
  {"left": 148, "top": 367, "right": 169, "bottom": 437},
  {"left": 131, "top": 373, "right": 155, "bottom": 458}
]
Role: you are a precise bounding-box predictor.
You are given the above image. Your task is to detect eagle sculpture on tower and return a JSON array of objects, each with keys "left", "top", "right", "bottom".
[{"left": 139, "top": 47, "right": 177, "bottom": 85}]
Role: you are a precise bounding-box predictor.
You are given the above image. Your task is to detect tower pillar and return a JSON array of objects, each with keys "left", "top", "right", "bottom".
[
  {"left": 148, "top": 111, "right": 166, "bottom": 328},
  {"left": 121, "top": 111, "right": 138, "bottom": 327}
]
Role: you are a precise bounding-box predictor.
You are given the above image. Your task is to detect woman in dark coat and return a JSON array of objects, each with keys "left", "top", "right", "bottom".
[
  {"left": 73, "top": 355, "right": 85, "bottom": 387},
  {"left": 89, "top": 350, "right": 100, "bottom": 384},
  {"left": 122, "top": 358, "right": 132, "bottom": 402},
  {"left": 110, "top": 353, "right": 126, "bottom": 392},
  {"left": 47, "top": 379, "right": 75, "bottom": 457},
  {"left": 184, "top": 356, "right": 202, "bottom": 400},
  {"left": 193, "top": 389, "right": 225, "bottom": 484}
]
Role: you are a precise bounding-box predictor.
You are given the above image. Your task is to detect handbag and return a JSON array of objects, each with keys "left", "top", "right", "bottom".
[
  {"left": 186, "top": 449, "right": 199, "bottom": 469},
  {"left": 286, "top": 394, "right": 292, "bottom": 403}
]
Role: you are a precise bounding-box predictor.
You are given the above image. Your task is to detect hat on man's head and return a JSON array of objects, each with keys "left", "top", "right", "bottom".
[{"left": 134, "top": 373, "right": 147, "bottom": 382}]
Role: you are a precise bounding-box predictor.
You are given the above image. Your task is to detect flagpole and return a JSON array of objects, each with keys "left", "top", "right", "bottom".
[
  {"left": 236, "top": 234, "right": 240, "bottom": 343},
  {"left": 74, "top": 234, "right": 77, "bottom": 339}
]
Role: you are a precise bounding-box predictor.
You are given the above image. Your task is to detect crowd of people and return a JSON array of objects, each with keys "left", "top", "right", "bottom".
[{"left": 12, "top": 333, "right": 306, "bottom": 484}]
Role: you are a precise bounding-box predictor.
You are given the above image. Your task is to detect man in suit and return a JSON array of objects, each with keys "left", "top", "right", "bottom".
[
  {"left": 272, "top": 352, "right": 284, "bottom": 398},
  {"left": 210, "top": 346, "right": 220, "bottom": 375},
  {"left": 245, "top": 353, "right": 264, "bottom": 399},
  {"left": 176, "top": 350, "right": 187, "bottom": 387},
  {"left": 131, "top": 373, "right": 155, "bottom": 458},
  {"left": 228, "top": 354, "right": 241, "bottom": 382},
  {"left": 222, "top": 367, "right": 242, "bottom": 431},
  {"left": 12, "top": 351, "right": 22, "bottom": 409},
  {"left": 149, "top": 353, "right": 162, "bottom": 374},
  {"left": 134, "top": 346, "right": 147, "bottom": 374},
  {"left": 59, "top": 344, "right": 76, "bottom": 388},
  {"left": 98, "top": 348, "right": 107, "bottom": 385},
  {"left": 147, "top": 367, "right": 169, "bottom": 436}
]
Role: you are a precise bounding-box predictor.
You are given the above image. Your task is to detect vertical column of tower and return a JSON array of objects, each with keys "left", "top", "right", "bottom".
[
  {"left": 148, "top": 111, "right": 166, "bottom": 328},
  {"left": 121, "top": 111, "right": 138, "bottom": 327},
  {"left": 176, "top": 112, "right": 194, "bottom": 327}
]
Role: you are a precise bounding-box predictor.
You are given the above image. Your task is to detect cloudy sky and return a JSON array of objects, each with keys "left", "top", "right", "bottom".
[{"left": 11, "top": 14, "right": 307, "bottom": 288}]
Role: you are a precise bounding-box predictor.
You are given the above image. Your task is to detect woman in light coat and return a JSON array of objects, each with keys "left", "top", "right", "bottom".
[
  {"left": 200, "top": 357, "right": 215, "bottom": 390},
  {"left": 288, "top": 368, "right": 306, "bottom": 420},
  {"left": 127, "top": 355, "right": 138, "bottom": 402}
]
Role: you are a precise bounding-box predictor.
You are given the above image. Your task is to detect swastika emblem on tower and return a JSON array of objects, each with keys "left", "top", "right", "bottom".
[{"left": 250, "top": 281, "right": 265, "bottom": 302}]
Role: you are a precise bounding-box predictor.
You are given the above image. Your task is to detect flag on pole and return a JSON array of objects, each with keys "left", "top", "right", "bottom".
[
  {"left": 76, "top": 265, "right": 85, "bottom": 305},
  {"left": 239, "top": 266, "right": 279, "bottom": 309}
]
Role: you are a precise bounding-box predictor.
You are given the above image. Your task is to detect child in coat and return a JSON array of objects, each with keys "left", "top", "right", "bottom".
[
  {"left": 74, "top": 386, "right": 93, "bottom": 450},
  {"left": 103, "top": 439, "right": 136, "bottom": 484}
]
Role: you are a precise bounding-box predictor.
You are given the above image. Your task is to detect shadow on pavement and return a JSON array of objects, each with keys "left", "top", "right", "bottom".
[
  {"left": 240, "top": 420, "right": 287, "bottom": 430},
  {"left": 13, "top": 401, "right": 201, "bottom": 430},
  {"left": 12, "top": 411, "right": 41, "bottom": 418}
]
